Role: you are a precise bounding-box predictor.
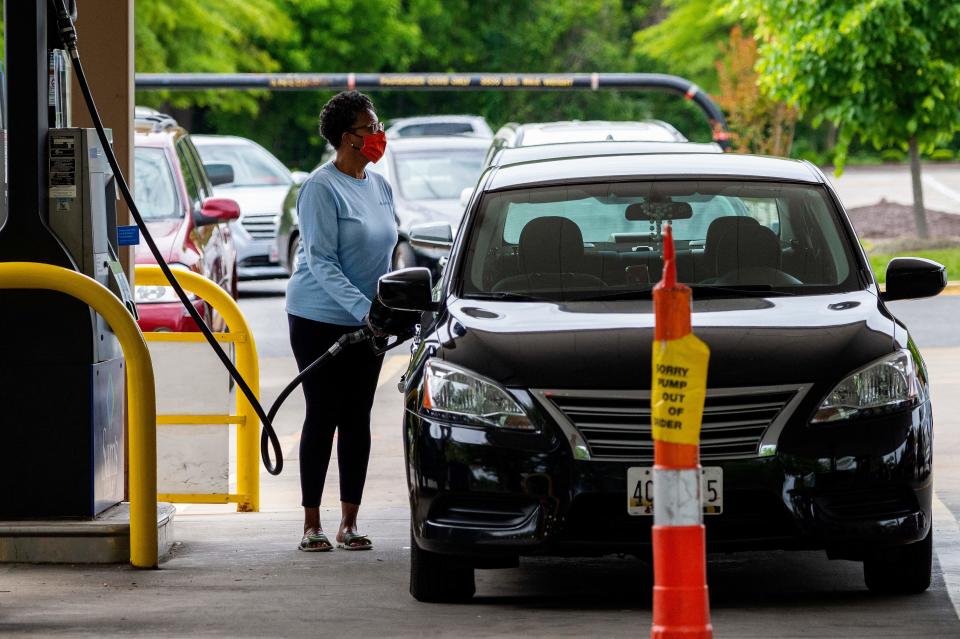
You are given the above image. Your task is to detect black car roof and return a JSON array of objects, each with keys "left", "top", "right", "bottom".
[{"left": 486, "top": 152, "right": 824, "bottom": 191}]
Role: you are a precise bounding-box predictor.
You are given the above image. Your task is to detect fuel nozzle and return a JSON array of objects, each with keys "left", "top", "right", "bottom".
[{"left": 366, "top": 296, "right": 421, "bottom": 338}]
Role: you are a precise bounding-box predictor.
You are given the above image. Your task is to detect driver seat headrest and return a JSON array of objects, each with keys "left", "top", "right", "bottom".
[
  {"left": 711, "top": 218, "right": 781, "bottom": 275},
  {"left": 518, "top": 216, "right": 586, "bottom": 274}
]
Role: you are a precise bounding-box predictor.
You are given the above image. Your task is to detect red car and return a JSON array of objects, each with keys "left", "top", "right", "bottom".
[{"left": 133, "top": 107, "right": 240, "bottom": 332}]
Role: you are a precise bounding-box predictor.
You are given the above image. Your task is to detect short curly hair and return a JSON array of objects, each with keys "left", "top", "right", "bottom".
[{"left": 319, "top": 91, "right": 376, "bottom": 149}]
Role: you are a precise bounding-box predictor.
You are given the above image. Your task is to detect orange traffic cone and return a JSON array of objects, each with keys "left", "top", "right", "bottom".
[{"left": 650, "top": 225, "right": 712, "bottom": 639}]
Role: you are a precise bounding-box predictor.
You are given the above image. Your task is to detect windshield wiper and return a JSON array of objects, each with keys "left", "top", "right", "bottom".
[
  {"left": 467, "top": 291, "right": 554, "bottom": 302},
  {"left": 688, "top": 284, "right": 797, "bottom": 297},
  {"left": 577, "top": 289, "right": 654, "bottom": 301}
]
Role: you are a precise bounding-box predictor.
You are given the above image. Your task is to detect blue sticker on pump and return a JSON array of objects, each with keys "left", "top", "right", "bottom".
[{"left": 117, "top": 225, "right": 140, "bottom": 246}]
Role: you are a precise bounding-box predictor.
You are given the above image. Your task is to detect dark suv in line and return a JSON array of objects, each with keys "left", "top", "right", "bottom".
[{"left": 378, "top": 149, "right": 946, "bottom": 602}]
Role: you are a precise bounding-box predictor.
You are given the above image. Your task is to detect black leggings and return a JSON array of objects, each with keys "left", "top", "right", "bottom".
[{"left": 288, "top": 314, "right": 384, "bottom": 507}]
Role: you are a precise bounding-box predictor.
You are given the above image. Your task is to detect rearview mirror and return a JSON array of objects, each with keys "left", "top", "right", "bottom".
[
  {"left": 409, "top": 222, "right": 453, "bottom": 251},
  {"left": 625, "top": 201, "right": 693, "bottom": 221},
  {"left": 204, "top": 163, "right": 235, "bottom": 187},
  {"left": 291, "top": 170, "right": 309, "bottom": 186},
  {"left": 378, "top": 267, "right": 437, "bottom": 312},
  {"left": 881, "top": 257, "right": 946, "bottom": 301}
]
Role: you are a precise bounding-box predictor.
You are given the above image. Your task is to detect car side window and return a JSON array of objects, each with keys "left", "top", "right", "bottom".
[
  {"left": 182, "top": 137, "right": 214, "bottom": 200},
  {"left": 176, "top": 139, "right": 203, "bottom": 214}
]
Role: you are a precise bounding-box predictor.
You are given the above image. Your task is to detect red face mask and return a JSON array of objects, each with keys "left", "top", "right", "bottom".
[{"left": 356, "top": 131, "right": 387, "bottom": 163}]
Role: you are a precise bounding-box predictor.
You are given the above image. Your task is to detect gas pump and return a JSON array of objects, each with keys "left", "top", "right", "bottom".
[{"left": 0, "top": 0, "right": 133, "bottom": 519}]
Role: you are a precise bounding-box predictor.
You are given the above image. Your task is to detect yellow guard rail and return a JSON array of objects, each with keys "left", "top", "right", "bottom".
[
  {"left": 135, "top": 265, "right": 260, "bottom": 512},
  {"left": 0, "top": 262, "right": 158, "bottom": 569}
]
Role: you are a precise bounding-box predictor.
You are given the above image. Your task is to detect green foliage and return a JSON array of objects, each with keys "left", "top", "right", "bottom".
[
  {"left": 633, "top": 0, "right": 741, "bottom": 92},
  {"left": 394, "top": 0, "right": 649, "bottom": 130},
  {"left": 200, "top": 0, "right": 425, "bottom": 169},
  {"left": 183, "top": 1, "right": 695, "bottom": 168},
  {"left": 134, "top": 0, "right": 294, "bottom": 114},
  {"left": 735, "top": 0, "right": 960, "bottom": 171},
  {"left": 868, "top": 248, "right": 959, "bottom": 284}
]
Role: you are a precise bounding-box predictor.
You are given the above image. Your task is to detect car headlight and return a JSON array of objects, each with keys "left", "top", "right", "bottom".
[
  {"left": 421, "top": 360, "right": 535, "bottom": 430},
  {"left": 134, "top": 265, "right": 198, "bottom": 304},
  {"left": 811, "top": 349, "right": 923, "bottom": 423}
]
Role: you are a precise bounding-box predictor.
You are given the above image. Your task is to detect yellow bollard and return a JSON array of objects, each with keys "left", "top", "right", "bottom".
[
  {"left": 0, "top": 262, "right": 158, "bottom": 568},
  {"left": 135, "top": 266, "right": 260, "bottom": 512}
]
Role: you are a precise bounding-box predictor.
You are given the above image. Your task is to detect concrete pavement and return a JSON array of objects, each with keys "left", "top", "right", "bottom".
[
  {"left": 1, "top": 348, "right": 959, "bottom": 637},
  {"left": 826, "top": 163, "right": 960, "bottom": 215}
]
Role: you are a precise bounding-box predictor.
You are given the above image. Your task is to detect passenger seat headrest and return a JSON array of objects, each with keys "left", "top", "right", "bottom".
[
  {"left": 714, "top": 221, "right": 781, "bottom": 275},
  {"left": 518, "top": 216, "right": 586, "bottom": 274}
]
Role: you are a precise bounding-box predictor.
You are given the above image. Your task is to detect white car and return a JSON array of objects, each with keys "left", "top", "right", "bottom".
[
  {"left": 482, "top": 119, "right": 719, "bottom": 167},
  {"left": 192, "top": 135, "right": 307, "bottom": 280},
  {"left": 386, "top": 115, "right": 494, "bottom": 139}
]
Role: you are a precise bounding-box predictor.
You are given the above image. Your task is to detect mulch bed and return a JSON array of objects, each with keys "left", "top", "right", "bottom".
[{"left": 846, "top": 200, "right": 960, "bottom": 241}]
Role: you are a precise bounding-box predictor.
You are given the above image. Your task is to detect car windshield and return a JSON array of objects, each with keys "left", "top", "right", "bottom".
[
  {"left": 393, "top": 150, "right": 485, "bottom": 200},
  {"left": 134, "top": 147, "right": 180, "bottom": 220},
  {"left": 395, "top": 123, "right": 476, "bottom": 137},
  {"left": 459, "top": 180, "right": 860, "bottom": 301},
  {"left": 195, "top": 142, "right": 292, "bottom": 187}
]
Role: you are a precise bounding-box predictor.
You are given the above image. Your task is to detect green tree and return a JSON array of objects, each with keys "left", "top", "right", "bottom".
[
  {"left": 633, "top": 0, "right": 740, "bottom": 93},
  {"left": 398, "top": 0, "right": 649, "bottom": 129},
  {"left": 736, "top": 0, "right": 960, "bottom": 238},
  {"left": 201, "top": 0, "right": 426, "bottom": 169},
  {"left": 135, "top": 0, "right": 294, "bottom": 116}
]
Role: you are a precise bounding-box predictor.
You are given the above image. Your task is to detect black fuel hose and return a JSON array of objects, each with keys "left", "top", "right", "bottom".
[
  {"left": 50, "top": 0, "right": 290, "bottom": 473},
  {"left": 51, "top": 0, "right": 415, "bottom": 475}
]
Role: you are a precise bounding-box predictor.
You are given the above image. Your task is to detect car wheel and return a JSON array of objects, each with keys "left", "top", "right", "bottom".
[
  {"left": 863, "top": 530, "right": 932, "bottom": 594},
  {"left": 409, "top": 531, "right": 475, "bottom": 603},
  {"left": 287, "top": 234, "right": 300, "bottom": 275},
  {"left": 393, "top": 241, "right": 417, "bottom": 271}
]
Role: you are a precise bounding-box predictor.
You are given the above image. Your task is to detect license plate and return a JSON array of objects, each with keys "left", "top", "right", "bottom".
[{"left": 627, "top": 466, "right": 723, "bottom": 516}]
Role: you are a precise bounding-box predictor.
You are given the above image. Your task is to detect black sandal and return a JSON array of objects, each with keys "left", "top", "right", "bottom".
[{"left": 298, "top": 528, "right": 333, "bottom": 552}]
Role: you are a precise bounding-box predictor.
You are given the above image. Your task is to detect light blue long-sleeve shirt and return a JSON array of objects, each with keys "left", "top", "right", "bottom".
[{"left": 285, "top": 162, "right": 398, "bottom": 326}]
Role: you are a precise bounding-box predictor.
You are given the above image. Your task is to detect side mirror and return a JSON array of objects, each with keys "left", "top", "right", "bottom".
[
  {"left": 197, "top": 197, "right": 241, "bottom": 225},
  {"left": 881, "top": 257, "right": 946, "bottom": 301},
  {"left": 291, "top": 170, "right": 309, "bottom": 186},
  {"left": 409, "top": 222, "right": 453, "bottom": 252},
  {"left": 459, "top": 186, "right": 474, "bottom": 208},
  {"left": 204, "top": 163, "right": 235, "bottom": 187},
  {"left": 378, "top": 267, "right": 437, "bottom": 312}
]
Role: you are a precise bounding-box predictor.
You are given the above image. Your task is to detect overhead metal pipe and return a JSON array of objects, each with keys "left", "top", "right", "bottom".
[{"left": 134, "top": 72, "right": 730, "bottom": 147}]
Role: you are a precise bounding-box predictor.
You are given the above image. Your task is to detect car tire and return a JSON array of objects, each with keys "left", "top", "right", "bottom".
[
  {"left": 409, "top": 531, "right": 476, "bottom": 603},
  {"left": 287, "top": 233, "right": 300, "bottom": 275},
  {"left": 393, "top": 241, "right": 418, "bottom": 271},
  {"left": 863, "top": 530, "right": 932, "bottom": 594}
]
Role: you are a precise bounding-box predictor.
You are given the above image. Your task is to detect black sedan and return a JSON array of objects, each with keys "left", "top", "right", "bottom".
[{"left": 378, "top": 150, "right": 946, "bottom": 603}]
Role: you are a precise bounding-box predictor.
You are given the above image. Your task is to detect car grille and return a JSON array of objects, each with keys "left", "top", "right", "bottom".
[
  {"left": 241, "top": 214, "right": 277, "bottom": 240},
  {"left": 534, "top": 386, "right": 806, "bottom": 462}
]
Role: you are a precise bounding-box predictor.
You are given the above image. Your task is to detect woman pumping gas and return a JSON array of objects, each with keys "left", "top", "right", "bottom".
[{"left": 285, "top": 91, "right": 396, "bottom": 552}]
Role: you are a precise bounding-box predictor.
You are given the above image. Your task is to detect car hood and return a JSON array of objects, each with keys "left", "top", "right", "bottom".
[
  {"left": 212, "top": 185, "right": 290, "bottom": 215},
  {"left": 134, "top": 218, "right": 187, "bottom": 265},
  {"left": 439, "top": 290, "right": 899, "bottom": 390},
  {"left": 397, "top": 198, "right": 464, "bottom": 232}
]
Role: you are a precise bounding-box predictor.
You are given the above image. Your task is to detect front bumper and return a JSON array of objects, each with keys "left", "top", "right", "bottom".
[
  {"left": 233, "top": 224, "right": 286, "bottom": 280},
  {"left": 136, "top": 299, "right": 208, "bottom": 333},
  {"left": 407, "top": 401, "right": 933, "bottom": 560}
]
